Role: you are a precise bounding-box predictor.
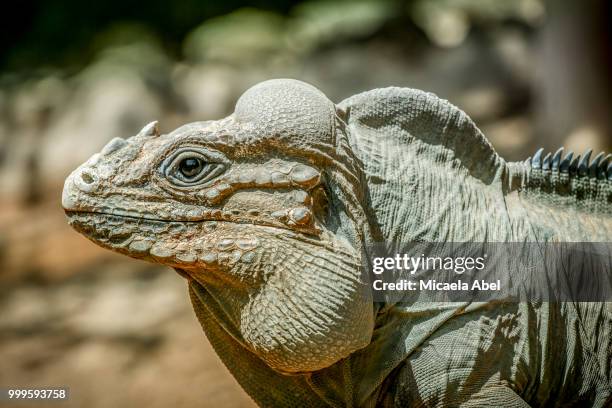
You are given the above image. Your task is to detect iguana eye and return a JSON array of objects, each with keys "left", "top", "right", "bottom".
[
  {"left": 179, "top": 157, "right": 203, "bottom": 178},
  {"left": 163, "top": 149, "right": 226, "bottom": 187}
]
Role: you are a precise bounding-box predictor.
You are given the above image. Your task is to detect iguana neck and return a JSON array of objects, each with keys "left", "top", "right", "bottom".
[
  {"left": 187, "top": 226, "right": 373, "bottom": 375},
  {"left": 338, "top": 86, "right": 514, "bottom": 243},
  {"left": 343, "top": 128, "right": 512, "bottom": 243}
]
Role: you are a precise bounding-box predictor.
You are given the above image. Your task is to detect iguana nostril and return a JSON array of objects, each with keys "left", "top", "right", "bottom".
[
  {"left": 81, "top": 172, "right": 95, "bottom": 184},
  {"left": 70, "top": 167, "right": 99, "bottom": 193}
]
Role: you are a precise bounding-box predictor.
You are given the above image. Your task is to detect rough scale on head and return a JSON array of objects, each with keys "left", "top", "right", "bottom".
[
  {"left": 234, "top": 78, "right": 335, "bottom": 150},
  {"left": 63, "top": 79, "right": 375, "bottom": 374}
]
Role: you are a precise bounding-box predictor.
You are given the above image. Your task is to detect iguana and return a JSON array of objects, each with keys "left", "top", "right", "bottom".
[{"left": 62, "top": 79, "right": 612, "bottom": 407}]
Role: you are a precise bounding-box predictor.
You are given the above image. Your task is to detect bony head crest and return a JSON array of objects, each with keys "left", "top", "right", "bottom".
[{"left": 233, "top": 79, "right": 336, "bottom": 149}]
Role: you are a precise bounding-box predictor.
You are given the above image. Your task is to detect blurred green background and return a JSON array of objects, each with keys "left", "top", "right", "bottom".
[{"left": 0, "top": 1, "right": 610, "bottom": 407}]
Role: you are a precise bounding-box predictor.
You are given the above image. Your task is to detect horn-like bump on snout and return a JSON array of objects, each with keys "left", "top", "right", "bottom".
[
  {"left": 137, "top": 120, "right": 160, "bottom": 138},
  {"left": 101, "top": 137, "right": 127, "bottom": 156}
]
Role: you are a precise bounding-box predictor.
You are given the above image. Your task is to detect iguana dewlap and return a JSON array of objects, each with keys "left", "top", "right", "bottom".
[{"left": 63, "top": 79, "right": 612, "bottom": 407}]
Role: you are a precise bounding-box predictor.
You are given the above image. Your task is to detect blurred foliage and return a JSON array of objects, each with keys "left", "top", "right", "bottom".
[
  {"left": 2, "top": 0, "right": 547, "bottom": 74},
  {"left": 184, "top": 9, "right": 288, "bottom": 64},
  {"left": 1, "top": 0, "right": 296, "bottom": 72},
  {"left": 78, "top": 24, "right": 172, "bottom": 91},
  {"left": 411, "top": 0, "right": 544, "bottom": 47},
  {"left": 290, "top": 0, "right": 395, "bottom": 49},
  {"left": 184, "top": 0, "right": 395, "bottom": 64}
]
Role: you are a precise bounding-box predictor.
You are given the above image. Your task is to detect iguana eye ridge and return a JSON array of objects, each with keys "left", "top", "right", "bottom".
[
  {"left": 163, "top": 149, "right": 226, "bottom": 187},
  {"left": 179, "top": 157, "right": 203, "bottom": 178}
]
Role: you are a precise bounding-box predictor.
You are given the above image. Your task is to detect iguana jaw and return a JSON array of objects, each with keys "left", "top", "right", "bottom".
[{"left": 64, "top": 209, "right": 314, "bottom": 271}]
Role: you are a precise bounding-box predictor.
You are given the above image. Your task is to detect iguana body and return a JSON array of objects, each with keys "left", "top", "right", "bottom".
[{"left": 63, "top": 79, "right": 612, "bottom": 407}]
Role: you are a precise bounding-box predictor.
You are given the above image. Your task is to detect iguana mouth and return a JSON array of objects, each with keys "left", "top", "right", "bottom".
[
  {"left": 65, "top": 208, "right": 212, "bottom": 223},
  {"left": 65, "top": 209, "right": 329, "bottom": 272},
  {"left": 64, "top": 209, "right": 318, "bottom": 236}
]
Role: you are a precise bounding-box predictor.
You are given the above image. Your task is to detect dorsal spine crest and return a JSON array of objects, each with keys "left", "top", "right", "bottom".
[{"left": 522, "top": 146, "right": 611, "bottom": 207}]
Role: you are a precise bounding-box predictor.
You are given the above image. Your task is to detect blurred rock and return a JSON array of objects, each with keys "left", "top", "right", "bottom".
[
  {"left": 457, "top": 87, "right": 506, "bottom": 122},
  {"left": 0, "top": 266, "right": 256, "bottom": 408},
  {"left": 564, "top": 125, "right": 607, "bottom": 157},
  {"left": 172, "top": 65, "right": 236, "bottom": 120},
  {"left": 67, "top": 273, "right": 183, "bottom": 337},
  {"left": 0, "top": 76, "right": 68, "bottom": 203},
  {"left": 40, "top": 66, "right": 163, "bottom": 189},
  {"left": 481, "top": 116, "right": 533, "bottom": 160}
]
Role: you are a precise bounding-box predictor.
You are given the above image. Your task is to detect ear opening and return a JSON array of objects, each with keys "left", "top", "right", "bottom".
[{"left": 310, "top": 182, "right": 330, "bottom": 227}]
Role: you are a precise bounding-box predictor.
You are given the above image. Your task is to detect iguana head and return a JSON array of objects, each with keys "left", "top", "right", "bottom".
[{"left": 63, "top": 79, "right": 374, "bottom": 373}]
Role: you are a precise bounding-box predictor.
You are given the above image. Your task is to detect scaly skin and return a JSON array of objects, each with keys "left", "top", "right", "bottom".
[{"left": 63, "top": 79, "right": 612, "bottom": 407}]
